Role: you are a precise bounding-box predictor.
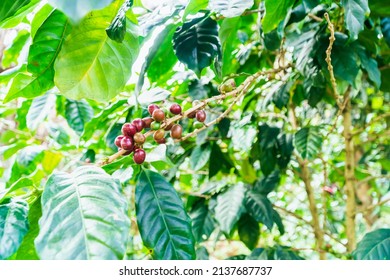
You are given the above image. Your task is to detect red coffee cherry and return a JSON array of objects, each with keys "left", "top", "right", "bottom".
[
  {"left": 164, "top": 122, "right": 174, "bottom": 131},
  {"left": 133, "top": 148, "right": 146, "bottom": 164},
  {"left": 148, "top": 104, "right": 159, "bottom": 115},
  {"left": 156, "top": 138, "right": 166, "bottom": 144},
  {"left": 115, "top": 135, "right": 124, "bottom": 148},
  {"left": 118, "top": 148, "right": 132, "bottom": 156},
  {"left": 152, "top": 109, "right": 165, "bottom": 122},
  {"left": 121, "top": 136, "right": 134, "bottom": 151},
  {"left": 196, "top": 110, "right": 206, "bottom": 122},
  {"left": 142, "top": 117, "right": 153, "bottom": 128},
  {"left": 188, "top": 111, "right": 197, "bottom": 118},
  {"left": 170, "top": 103, "right": 182, "bottom": 115},
  {"left": 170, "top": 124, "right": 182, "bottom": 139},
  {"left": 122, "top": 123, "right": 137, "bottom": 137},
  {"left": 132, "top": 118, "right": 145, "bottom": 132},
  {"left": 134, "top": 132, "right": 146, "bottom": 145},
  {"left": 153, "top": 129, "right": 165, "bottom": 141}
]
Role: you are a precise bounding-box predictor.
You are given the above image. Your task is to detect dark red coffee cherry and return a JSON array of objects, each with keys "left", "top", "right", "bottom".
[
  {"left": 121, "top": 136, "right": 134, "bottom": 151},
  {"left": 134, "top": 132, "right": 146, "bottom": 145},
  {"left": 142, "top": 117, "right": 153, "bottom": 128},
  {"left": 170, "top": 103, "right": 182, "bottom": 115},
  {"left": 164, "top": 122, "right": 174, "bottom": 131},
  {"left": 153, "top": 129, "right": 165, "bottom": 141},
  {"left": 133, "top": 148, "right": 146, "bottom": 164},
  {"left": 196, "top": 110, "right": 206, "bottom": 122},
  {"left": 118, "top": 148, "right": 132, "bottom": 156},
  {"left": 148, "top": 104, "right": 159, "bottom": 115},
  {"left": 188, "top": 110, "right": 197, "bottom": 118},
  {"left": 115, "top": 135, "right": 124, "bottom": 148},
  {"left": 122, "top": 123, "right": 137, "bottom": 137},
  {"left": 152, "top": 109, "right": 165, "bottom": 122},
  {"left": 132, "top": 118, "right": 145, "bottom": 132},
  {"left": 170, "top": 124, "right": 182, "bottom": 139},
  {"left": 156, "top": 138, "right": 166, "bottom": 144}
]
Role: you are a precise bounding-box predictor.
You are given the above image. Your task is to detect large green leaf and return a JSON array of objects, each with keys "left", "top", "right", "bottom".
[
  {"left": 294, "top": 126, "right": 323, "bottom": 160},
  {"left": 190, "top": 143, "right": 212, "bottom": 171},
  {"left": 54, "top": 1, "right": 139, "bottom": 102},
  {"left": 215, "top": 183, "right": 246, "bottom": 235},
  {"left": 26, "top": 93, "right": 56, "bottom": 131},
  {"left": 106, "top": 0, "right": 133, "bottom": 43},
  {"left": 254, "top": 170, "right": 280, "bottom": 195},
  {"left": 262, "top": 0, "right": 294, "bottom": 33},
  {"left": 369, "top": 0, "right": 390, "bottom": 17},
  {"left": 0, "top": 0, "right": 30, "bottom": 22},
  {"left": 245, "top": 191, "right": 274, "bottom": 230},
  {"left": 4, "top": 10, "right": 70, "bottom": 103},
  {"left": 208, "top": 0, "right": 254, "bottom": 18},
  {"left": 219, "top": 16, "right": 241, "bottom": 77},
  {"left": 238, "top": 213, "right": 259, "bottom": 250},
  {"left": 343, "top": 0, "right": 369, "bottom": 40},
  {"left": 0, "top": 0, "right": 39, "bottom": 28},
  {"left": 173, "top": 15, "right": 221, "bottom": 75},
  {"left": 135, "top": 170, "right": 195, "bottom": 260},
  {"left": 190, "top": 200, "right": 215, "bottom": 242},
  {"left": 353, "top": 229, "right": 390, "bottom": 260},
  {"left": 35, "top": 166, "right": 130, "bottom": 260},
  {"left": 331, "top": 45, "right": 359, "bottom": 86},
  {"left": 0, "top": 198, "right": 29, "bottom": 260},
  {"left": 65, "top": 99, "right": 94, "bottom": 135},
  {"left": 47, "top": 0, "right": 115, "bottom": 22},
  {"left": 1, "top": 30, "right": 30, "bottom": 69}
]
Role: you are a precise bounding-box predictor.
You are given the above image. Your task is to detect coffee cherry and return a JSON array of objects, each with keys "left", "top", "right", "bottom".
[
  {"left": 148, "top": 104, "right": 159, "bottom": 115},
  {"left": 151, "top": 121, "right": 161, "bottom": 130},
  {"left": 156, "top": 138, "right": 166, "bottom": 144},
  {"left": 115, "top": 135, "right": 124, "bottom": 148},
  {"left": 170, "top": 124, "right": 182, "bottom": 139},
  {"left": 134, "top": 132, "right": 146, "bottom": 145},
  {"left": 164, "top": 122, "right": 173, "bottom": 131},
  {"left": 118, "top": 148, "right": 132, "bottom": 156},
  {"left": 122, "top": 123, "right": 137, "bottom": 137},
  {"left": 152, "top": 109, "right": 165, "bottom": 122},
  {"left": 170, "top": 103, "right": 182, "bottom": 115},
  {"left": 133, "top": 148, "right": 146, "bottom": 164},
  {"left": 132, "top": 118, "right": 145, "bottom": 132},
  {"left": 142, "top": 117, "right": 153, "bottom": 128},
  {"left": 196, "top": 110, "right": 206, "bottom": 122},
  {"left": 154, "top": 129, "right": 165, "bottom": 141},
  {"left": 121, "top": 136, "right": 134, "bottom": 151},
  {"left": 208, "top": 100, "right": 218, "bottom": 108},
  {"left": 188, "top": 110, "right": 197, "bottom": 118},
  {"left": 193, "top": 121, "right": 204, "bottom": 129}
]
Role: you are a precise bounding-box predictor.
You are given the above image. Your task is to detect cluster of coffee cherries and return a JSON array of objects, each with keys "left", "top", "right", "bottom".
[{"left": 114, "top": 102, "right": 207, "bottom": 164}]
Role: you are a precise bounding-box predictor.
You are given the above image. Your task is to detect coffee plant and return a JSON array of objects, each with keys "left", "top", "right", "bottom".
[{"left": 0, "top": 0, "right": 389, "bottom": 260}]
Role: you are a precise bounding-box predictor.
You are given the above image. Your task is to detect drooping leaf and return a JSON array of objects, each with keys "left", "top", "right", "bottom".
[
  {"left": 294, "top": 126, "right": 323, "bottom": 160},
  {"left": 353, "top": 229, "right": 390, "bottom": 260},
  {"left": 254, "top": 170, "right": 280, "bottom": 195},
  {"left": 262, "top": 0, "right": 295, "bottom": 33},
  {"left": 238, "top": 213, "right": 259, "bottom": 250},
  {"left": 106, "top": 0, "right": 133, "bottom": 43},
  {"left": 47, "top": 0, "right": 115, "bottom": 22},
  {"left": 273, "top": 245, "right": 304, "bottom": 260},
  {"left": 245, "top": 191, "right": 274, "bottom": 230},
  {"left": 183, "top": 0, "right": 209, "bottom": 20},
  {"left": 173, "top": 15, "right": 221, "bottom": 76},
  {"left": 272, "top": 81, "right": 292, "bottom": 109},
  {"left": 209, "top": 142, "right": 233, "bottom": 178},
  {"left": 343, "top": 0, "right": 370, "bottom": 40},
  {"left": 208, "top": 0, "right": 254, "bottom": 18},
  {"left": 128, "top": 87, "right": 171, "bottom": 106},
  {"left": 26, "top": 93, "right": 56, "bottom": 131},
  {"left": 190, "top": 143, "right": 212, "bottom": 171},
  {"left": 355, "top": 46, "right": 381, "bottom": 88},
  {"left": 65, "top": 99, "right": 94, "bottom": 135},
  {"left": 219, "top": 16, "right": 241, "bottom": 77},
  {"left": 215, "top": 183, "right": 246, "bottom": 235},
  {"left": 135, "top": 170, "right": 195, "bottom": 260},
  {"left": 0, "top": 198, "right": 29, "bottom": 260},
  {"left": 35, "top": 166, "right": 130, "bottom": 260},
  {"left": 4, "top": 10, "right": 70, "bottom": 103},
  {"left": 190, "top": 200, "right": 215, "bottom": 242},
  {"left": 272, "top": 209, "right": 285, "bottom": 235},
  {"left": 54, "top": 1, "right": 139, "bottom": 101}
]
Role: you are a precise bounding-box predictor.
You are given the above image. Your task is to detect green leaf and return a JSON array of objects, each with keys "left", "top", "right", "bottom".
[
  {"left": 209, "top": 0, "right": 254, "bottom": 18},
  {"left": 4, "top": 10, "right": 70, "bottom": 103},
  {"left": 262, "top": 0, "right": 294, "bottom": 33},
  {"left": 219, "top": 16, "right": 241, "bottom": 77},
  {"left": 35, "top": 166, "right": 130, "bottom": 260},
  {"left": 356, "top": 47, "right": 381, "bottom": 88},
  {"left": 209, "top": 142, "right": 233, "bottom": 178},
  {"left": 0, "top": 0, "right": 30, "bottom": 22},
  {"left": 65, "top": 99, "right": 94, "bottom": 135},
  {"left": 190, "top": 143, "right": 212, "bottom": 171},
  {"left": 173, "top": 15, "right": 221, "bottom": 76},
  {"left": 273, "top": 245, "right": 304, "bottom": 260},
  {"left": 0, "top": 198, "right": 29, "bottom": 260},
  {"left": 15, "top": 199, "right": 42, "bottom": 260},
  {"left": 353, "top": 229, "right": 390, "bottom": 260},
  {"left": 294, "top": 126, "right": 323, "bottom": 159},
  {"left": 1, "top": 30, "right": 30, "bottom": 69},
  {"left": 272, "top": 81, "right": 292, "bottom": 109},
  {"left": 190, "top": 200, "right": 215, "bottom": 242},
  {"left": 254, "top": 170, "right": 280, "bottom": 195},
  {"left": 196, "top": 246, "right": 209, "bottom": 260},
  {"left": 369, "top": 0, "right": 390, "bottom": 17},
  {"left": 106, "top": 0, "right": 133, "bottom": 43},
  {"left": 26, "top": 93, "right": 56, "bottom": 131},
  {"left": 47, "top": 0, "right": 115, "bottom": 22},
  {"left": 135, "top": 170, "right": 195, "bottom": 260},
  {"left": 238, "top": 213, "right": 259, "bottom": 250},
  {"left": 215, "top": 183, "right": 246, "bottom": 235},
  {"left": 343, "top": 0, "right": 369, "bottom": 40},
  {"left": 245, "top": 191, "right": 274, "bottom": 230},
  {"left": 0, "top": 0, "right": 39, "bottom": 28},
  {"left": 272, "top": 209, "right": 285, "bottom": 235},
  {"left": 54, "top": 1, "right": 139, "bottom": 102},
  {"left": 183, "top": 0, "right": 209, "bottom": 20},
  {"left": 30, "top": 4, "right": 55, "bottom": 38},
  {"left": 0, "top": 178, "right": 35, "bottom": 204}
]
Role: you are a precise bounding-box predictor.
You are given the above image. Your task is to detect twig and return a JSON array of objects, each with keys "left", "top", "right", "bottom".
[
  {"left": 324, "top": 13, "right": 341, "bottom": 108},
  {"left": 351, "top": 112, "right": 390, "bottom": 136},
  {"left": 308, "top": 13, "right": 323, "bottom": 22},
  {"left": 324, "top": 88, "right": 350, "bottom": 139}
]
